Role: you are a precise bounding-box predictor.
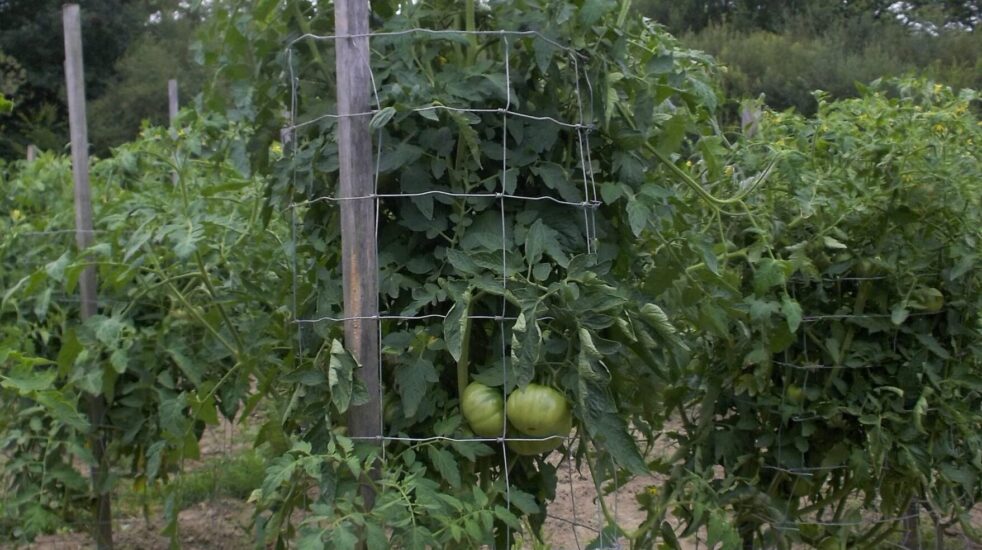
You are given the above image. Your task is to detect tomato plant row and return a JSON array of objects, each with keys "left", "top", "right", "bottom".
[{"left": 0, "top": 0, "right": 978, "bottom": 548}]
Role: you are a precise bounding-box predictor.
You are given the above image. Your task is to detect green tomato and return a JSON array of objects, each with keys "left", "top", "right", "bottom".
[
  {"left": 461, "top": 382, "right": 505, "bottom": 437},
  {"left": 910, "top": 287, "right": 944, "bottom": 312},
  {"left": 507, "top": 430, "right": 566, "bottom": 456},
  {"left": 506, "top": 384, "right": 572, "bottom": 437},
  {"left": 786, "top": 384, "right": 804, "bottom": 405},
  {"left": 817, "top": 537, "right": 843, "bottom": 550}
]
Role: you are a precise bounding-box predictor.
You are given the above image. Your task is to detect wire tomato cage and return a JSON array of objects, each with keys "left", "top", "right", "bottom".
[{"left": 282, "top": 26, "right": 635, "bottom": 549}]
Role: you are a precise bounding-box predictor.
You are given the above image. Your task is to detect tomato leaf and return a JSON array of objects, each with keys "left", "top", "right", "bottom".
[
  {"left": 395, "top": 358, "right": 439, "bottom": 418},
  {"left": 428, "top": 446, "right": 461, "bottom": 488}
]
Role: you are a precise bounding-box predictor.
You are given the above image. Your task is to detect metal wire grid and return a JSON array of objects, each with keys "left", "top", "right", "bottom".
[
  {"left": 285, "top": 27, "right": 619, "bottom": 548},
  {"left": 1, "top": 238, "right": 952, "bottom": 542},
  {"left": 0, "top": 37, "right": 953, "bottom": 550},
  {"left": 767, "top": 288, "right": 940, "bottom": 545}
]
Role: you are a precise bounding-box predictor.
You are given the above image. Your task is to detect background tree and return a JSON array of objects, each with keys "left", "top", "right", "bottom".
[
  {"left": 88, "top": 11, "right": 206, "bottom": 151},
  {"left": 0, "top": 0, "right": 204, "bottom": 158},
  {"left": 635, "top": 0, "right": 981, "bottom": 115}
]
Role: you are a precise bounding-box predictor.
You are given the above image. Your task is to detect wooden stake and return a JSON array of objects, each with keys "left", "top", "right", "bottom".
[
  {"left": 63, "top": 5, "right": 112, "bottom": 549},
  {"left": 168, "top": 79, "right": 178, "bottom": 126},
  {"left": 26, "top": 144, "right": 38, "bottom": 162},
  {"left": 168, "top": 79, "right": 178, "bottom": 185},
  {"left": 334, "top": 0, "right": 381, "bottom": 507}
]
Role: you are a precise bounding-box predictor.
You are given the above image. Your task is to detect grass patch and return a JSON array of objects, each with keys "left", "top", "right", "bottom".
[{"left": 116, "top": 450, "right": 265, "bottom": 514}]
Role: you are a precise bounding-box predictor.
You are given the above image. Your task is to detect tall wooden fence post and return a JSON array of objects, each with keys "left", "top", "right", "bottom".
[
  {"left": 167, "top": 79, "right": 179, "bottom": 125},
  {"left": 63, "top": 5, "right": 113, "bottom": 549},
  {"left": 168, "top": 79, "right": 179, "bottom": 185},
  {"left": 334, "top": 0, "right": 381, "bottom": 508}
]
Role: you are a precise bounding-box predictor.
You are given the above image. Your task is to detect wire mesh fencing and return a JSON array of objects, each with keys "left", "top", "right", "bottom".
[{"left": 281, "top": 26, "right": 635, "bottom": 549}]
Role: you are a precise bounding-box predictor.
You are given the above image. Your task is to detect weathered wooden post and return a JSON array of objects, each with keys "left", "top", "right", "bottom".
[
  {"left": 26, "top": 144, "right": 38, "bottom": 162},
  {"left": 63, "top": 5, "right": 113, "bottom": 548},
  {"left": 168, "top": 79, "right": 179, "bottom": 184},
  {"left": 334, "top": 0, "right": 381, "bottom": 507},
  {"left": 167, "top": 79, "right": 179, "bottom": 125}
]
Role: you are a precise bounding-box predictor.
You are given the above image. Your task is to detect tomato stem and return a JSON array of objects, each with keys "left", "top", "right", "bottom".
[
  {"left": 456, "top": 289, "right": 475, "bottom": 400},
  {"left": 464, "top": 0, "right": 477, "bottom": 66}
]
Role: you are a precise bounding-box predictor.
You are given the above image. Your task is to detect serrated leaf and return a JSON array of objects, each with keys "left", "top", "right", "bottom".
[
  {"left": 743, "top": 346, "right": 769, "bottom": 366},
  {"left": 45, "top": 252, "right": 71, "bottom": 282},
  {"left": 638, "top": 303, "right": 686, "bottom": 350},
  {"left": 600, "top": 182, "right": 624, "bottom": 204},
  {"left": 749, "top": 298, "right": 780, "bottom": 321},
  {"left": 914, "top": 332, "right": 951, "bottom": 359},
  {"left": 261, "top": 454, "right": 299, "bottom": 502},
  {"left": 331, "top": 525, "right": 358, "bottom": 550},
  {"left": 579, "top": 379, "right": 646, "bottom": 474},
  {"left": 170, "top": 222, "right": 203, "bottom": 259},
  {"left": 507, "top": 489, "right": 540, "bottom": 515},
  {"left": 578, "top": 327, "right": 602, "bottom": 360},
  {"left": 159, "top": 392, "right": 188, "bottom": 438},
  {"left": 753, "top": 258, "right": 791, "bottom": 295},
  {"left": 166, "top": 346, "right": 203, "bottom": 388},
  {"left": 579, "top": 0, "right": 615, "bottom": 26},
  {"left": 428, "top": 446, "right": 461, "bottom": 488},
  {"left": 524, "top": 219, "right": 548, "bottom": 266},
  {"left": 493, "top": 505, "right": 522, "bottom": 529},
  {"left": 781, "top": 296, "right": 803, "bottom": 333},
  {"left": 891, "top": 304, "right": 909, "bottom": 325},
  {"left": 297, "top": 531, "right": 325, "bottom": 550},
  {"left": 365, "top": 524, "right": 387, "bottom": 550},
  {"left": 450, "top": 111, "right": 482, "bottom": 169},
  {"left": 328, "top": 340, "right": 362, "bottom": 413},
  {"left": 707, "top": 511, "right": 741, "bottom": 548},
  {"left": 533, "top": 36, "right": 557, "bottom": 72},
  {"left": 626, "top": 200, "right": 650, "bottom": 237},
  {"left": 444, "top": 293, "right": 470, "bottom": 362},
  {"left": 35, "top": 391, "right": 90, "bottom": 432},
  {"left": 510, "top": 309, "right": 540, "bottom": 388},
  {"left": 445, "top": 248, "right": 481, "bottom": 275},
  {"left": 395, "top": 358, "right": 439, "bottom": 417},
  {"left": 451, "top": 440, "right": 495, "bottom": 461}
]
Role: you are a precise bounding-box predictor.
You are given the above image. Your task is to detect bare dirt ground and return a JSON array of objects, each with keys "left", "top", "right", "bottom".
[{"left": 24, "top": 500, "right": 253, "bottom": 550}]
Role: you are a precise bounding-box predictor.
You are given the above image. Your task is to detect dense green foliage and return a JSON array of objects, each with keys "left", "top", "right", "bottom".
[
  {"left": 0, "top": 0, "right": 204, "bottom": 157},
  {"left": 635, "top": 79, "right": 982, "bottom": 548},
  {"left": 685, "top": 16, "right": 981, "bottom": 115},
  {"left": 637, "top": 0, "right": 981, "bottom": 33},
  {"left": 633, "top": 1, "right": 981, "bottom": 116},
  {"left": 0, "top": 118, "right": 290, "bottom": 540},
  {"left": 201, "top": 0, "right": 716, "bottom": 546},
  {"left": 0, "top": 0, "right": 979, "bottom": 548}
]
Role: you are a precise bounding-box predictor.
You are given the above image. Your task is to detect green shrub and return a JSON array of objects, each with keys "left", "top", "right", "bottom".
[{"left": 685, "top": 16, "right": 982, "bottom": 114}]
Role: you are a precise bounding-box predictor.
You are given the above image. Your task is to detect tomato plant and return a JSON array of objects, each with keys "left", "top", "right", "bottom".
[
  {"left": 0, "top": 118, "right": 292, "bottom": 542},
  {"left": 630, "top": 80, "right": 981, "bottom": 548},
  {"left": 197, "top": 0, "right": 719, "bottom": 546}
]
